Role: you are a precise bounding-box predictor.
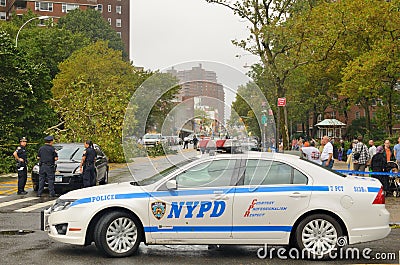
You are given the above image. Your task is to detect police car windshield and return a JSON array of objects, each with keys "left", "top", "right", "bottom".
[
  {"left": 137, "top": 158, "right": 198, "bottom": 186},
  {"left": 56, "top": 146, "right": 85, "bottom": 161}
]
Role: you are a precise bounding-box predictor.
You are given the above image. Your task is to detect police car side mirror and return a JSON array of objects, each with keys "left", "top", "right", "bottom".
[{"left": 166, "top": 179, "right": 177, "bottom": 190}]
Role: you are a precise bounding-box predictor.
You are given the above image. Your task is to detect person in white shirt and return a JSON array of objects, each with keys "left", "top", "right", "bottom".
[
  {"left": 368, "top": 139, "right": 377, "bottom": 168},
  {"left": 301, "top": 141, "right": 322, "bottom": 165},
  {"left": 320, "top": 136, "right": 334, "bottom": 168}
]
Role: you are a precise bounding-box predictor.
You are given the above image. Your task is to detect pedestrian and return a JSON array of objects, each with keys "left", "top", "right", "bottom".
[
  {"left": 183, "top": 136, "right": 189, "bottom": 149},
  {"left": 394, "top": 136, "right": 400, "bottom": 165},
  {"left": 192, "top": 135, "right": 199, "bottom": 150},
  {"left": 80, "top": 140, "right": 97, "bottom": 187},
  {"left": 346, "top": 141, "right": 355, "bottom": 171},
  {"left": 352, "top": 136, "right": 370, "bottom": 176},
  {"left": 13, "top": 137, "right": 28, "bottom": 195},
  {"left": 320, "top": 136, "right": 334, "bottom": 168},
  {"left": 300, "top": 140, "right": 322, "bottom": 165},
  {"left": 37, "top": 136, "right": 58, "bottom": 197},
  {"left": 368, "top": 139, "right": 377, "bottom": 170},
  {"left": 383, "top": 139, "right": 395, "bottom": 162},
  {"left": 371, "top": 146, "right": 389, "bottom": 194}
]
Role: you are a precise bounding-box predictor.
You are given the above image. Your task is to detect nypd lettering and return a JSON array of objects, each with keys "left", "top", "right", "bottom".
[
  {"left": 167, "top": 200, "right": 226, "bottom": 219},
  {"left": 90, "top": 194, "right": 115, "bottom": 202}
]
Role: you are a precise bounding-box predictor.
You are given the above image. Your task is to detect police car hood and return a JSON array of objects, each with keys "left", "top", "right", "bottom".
[{"left": 60, "top": 181, "right": 151, "bottom": 200}]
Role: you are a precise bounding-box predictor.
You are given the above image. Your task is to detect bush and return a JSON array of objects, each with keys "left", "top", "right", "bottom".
[{"left": 146, "top": 143, "right": 177, "bottom": 158}]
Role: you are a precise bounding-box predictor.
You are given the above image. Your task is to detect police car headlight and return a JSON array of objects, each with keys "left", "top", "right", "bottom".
[
  {"left": 32, "top": 165, "right": 39, "bottom": 173},
  {"left": 51, "top": 199, "right": 75, "bottom": 212},
  {"left": 73, "top": 167, "right": 81, "bottom": 175}
]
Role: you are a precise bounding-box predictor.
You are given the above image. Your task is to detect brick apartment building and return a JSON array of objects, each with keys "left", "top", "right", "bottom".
[
  {"left": 0, "top": 0, "right": 129, "bottom": 57},
  {"left": 167, "top": 64, "right": 226, "bottom": 135}
]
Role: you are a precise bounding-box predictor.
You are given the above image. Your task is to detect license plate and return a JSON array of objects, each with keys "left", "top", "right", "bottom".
[{"left": 55, "top": 175, "right": 63, "bottom": 182}]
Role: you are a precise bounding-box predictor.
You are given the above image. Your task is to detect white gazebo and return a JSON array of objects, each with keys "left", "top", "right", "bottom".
[{"left": 315, "top": 119, "right": 346, "bottom": 140}]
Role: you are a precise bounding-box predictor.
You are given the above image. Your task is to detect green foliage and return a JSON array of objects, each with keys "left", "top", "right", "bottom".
[
  {"left": 0, "top": 30, "right": 55, "bottom": 145},
  {"left": 50, "top": 41, "right": 143, "bottom": 162},
  {"left": 58, "top": 9, "right": 127, "bottom": 59}
]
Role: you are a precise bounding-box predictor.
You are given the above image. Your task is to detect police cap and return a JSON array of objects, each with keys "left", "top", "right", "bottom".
[
  {"left": 44, "top": 135, "right": 54, "bottom": 142},
  {"left": 19, "top": 137, "right": 27, "bottom": 142}
]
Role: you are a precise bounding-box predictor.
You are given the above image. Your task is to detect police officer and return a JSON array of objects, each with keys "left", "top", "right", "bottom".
[
  {"left": 13, "top": 137, "right": 28, "bottom": 195},
  {"left": 80, "top": 140, "right": 96, "bottom": 187},
  {"left": 37, "top": 136, "right": 58, "bottom": 197}
]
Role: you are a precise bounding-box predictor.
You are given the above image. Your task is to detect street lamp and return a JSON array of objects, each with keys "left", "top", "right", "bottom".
[{"left": 15, "top": 16, "right": 50, "bottom": 47}]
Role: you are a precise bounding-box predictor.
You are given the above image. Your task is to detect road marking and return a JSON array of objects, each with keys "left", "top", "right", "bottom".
[
  {"left": 0, "top": 196, "right": 5, "bottom": 199},
  {"left": 0, "top": 197, "right": 38, "bottom": 208},
  {"left": 15, "top": 199, "right": 56, "bottom": 212}
]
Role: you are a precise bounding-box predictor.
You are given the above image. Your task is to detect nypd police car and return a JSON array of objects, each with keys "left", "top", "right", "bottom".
[{"left": 42, "top": 152, "right": 390, "bottom": 258}]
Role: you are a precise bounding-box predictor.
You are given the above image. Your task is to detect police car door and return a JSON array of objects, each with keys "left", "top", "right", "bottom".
[
  {"left": 149, "top": 158, "right": 239, "bottom": 240},
  {"left": 232, "top": 159, "right": 311, "bottom": 240}
]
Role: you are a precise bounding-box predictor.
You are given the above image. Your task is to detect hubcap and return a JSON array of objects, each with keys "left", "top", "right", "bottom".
[
  {"left": 106, "top": 217, "right": 138, "bottom": 253},
  {"left": 302, "top": 218, "right": 338, "bottom": 255}
]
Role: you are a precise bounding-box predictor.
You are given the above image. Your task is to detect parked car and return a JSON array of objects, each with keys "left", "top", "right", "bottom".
[
  {"left": 31, "top": 143, "right": 109, "bottom": 194},
  {"left": 142, "top": 133, "right": 165, "bottom": 146},
  {"left": 42, "top": 152, "right": 389, "bottom": 258}
]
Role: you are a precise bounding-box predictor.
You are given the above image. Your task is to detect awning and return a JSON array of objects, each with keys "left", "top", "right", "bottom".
[{"left": 315, "top": 119, "right": 346, "bottom": 127}]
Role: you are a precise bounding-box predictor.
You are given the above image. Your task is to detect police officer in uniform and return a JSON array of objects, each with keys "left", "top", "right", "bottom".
[
  {"left": 37, "top": 136, "right": 58, "bottom": 197},
  {"left": 13, "top": 137, "right": 28, "bottom": 195},
  {"left": 80, "top": 140, "right": 96, "bottom": 187}
]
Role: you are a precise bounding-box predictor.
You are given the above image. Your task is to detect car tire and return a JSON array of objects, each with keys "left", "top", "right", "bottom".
[
  {"left": 94, "top": 211, "right": 142, "bottom": 257},
  {"left": 295, "top": 214, "right": 343, "bottom": 259},
  {"left": 99, "top": 170, "right": 108, "bottom": 185}
]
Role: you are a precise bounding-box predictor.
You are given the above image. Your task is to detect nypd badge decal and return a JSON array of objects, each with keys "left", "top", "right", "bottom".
[{"left": 151, "top": 201, "right": 166, "bottom": 220}]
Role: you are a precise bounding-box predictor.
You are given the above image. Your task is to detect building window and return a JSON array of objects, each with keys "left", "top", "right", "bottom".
[
  {"left": 62, "top": 3, "right": 79, "bottom": 13},
  {"left": 35, "top": 2, "right": 53, "bottom": 12},
  {"left": 107, "top": 18, "right": 111, "bottom": 25},
  {"left": 0, "top": 0, "right": 5, "bottom": 7},
  {"left": 116, "top": 19, "right": 121, "bottom": 27},
  {"left": 116, "top": 5, "right": 121, "bottom": 14},
  {"left": 97, "top": 4, "right": 103, "bottom": 12},
  {"left": 331, "top": 111, "right": 336, "bottom": 119},
  {"left": 108, "top": 5, "right": 111, "bottom": 12},
  {"left": 355, "top": 111, "right": 361, "bottom": 119},
  {"left": 0, "top": 12, "right": 6, "bottom": 20},
  {"left": 116, "top": 32, "right": 121, "bottom": 38},
  {"left": 317, "top": 114, "right": 322, "bottom": 122}
]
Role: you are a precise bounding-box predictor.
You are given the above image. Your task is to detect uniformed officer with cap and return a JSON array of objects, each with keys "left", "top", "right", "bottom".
[
  {"left": 13, "top": 137, "right": 28, "bottom": 195},
  {"left": 80, "top": 140, "right": 96, "bottom": 187},
  {"left": 37, "top": 136, "right": 58, "bottom": 197}
]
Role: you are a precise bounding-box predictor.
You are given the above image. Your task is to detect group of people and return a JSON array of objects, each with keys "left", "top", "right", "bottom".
[
  {"left": 13, "top": 136, "right": 96, "bottom": 196},
  {"left": 346, "top": 136, "right": 400, "bottom": 194},
  {"left": 300, "top": 136, "right": 335, "bottom": 168},
  {"left": 300, "top": 135, "right": 400, "bottom": 194}
]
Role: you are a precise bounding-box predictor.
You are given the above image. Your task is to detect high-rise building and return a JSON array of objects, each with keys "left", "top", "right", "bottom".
[
  {"left": 167, "top": 64, "right": 226, "bottom": 135},
  {"left": 0, "top": 0, "right": 130, "bottom": 57}
]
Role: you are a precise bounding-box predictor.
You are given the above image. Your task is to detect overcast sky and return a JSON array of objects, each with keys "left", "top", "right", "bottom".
[{"left": 130, "top": 0, "right": 259, "bottom": 73}]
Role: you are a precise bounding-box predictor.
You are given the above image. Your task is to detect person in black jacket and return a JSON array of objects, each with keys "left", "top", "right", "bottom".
[
  {"left": 80, "top": 140, "right": 96, "bottom": 187},
  {"left": 371, "top": 145, "right": 388, "bottom": 194}
]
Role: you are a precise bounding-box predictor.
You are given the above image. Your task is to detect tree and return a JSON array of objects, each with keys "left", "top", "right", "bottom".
[
  {"left": 50, "top": 41, "right": 142, "bottom": 162},
  {"left": 57, "top": 9, "right": 127, "bottom": 60},
  {"left": 207, "top": 0, "right": 341, "bottom": 149},
  {"left": 0, "top": 30, "right": 55, "bottom": 142}
]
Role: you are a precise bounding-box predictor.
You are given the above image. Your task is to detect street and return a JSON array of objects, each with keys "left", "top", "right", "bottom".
[{"left": 0, "top": 150, "right": 400, "bottom": 264}]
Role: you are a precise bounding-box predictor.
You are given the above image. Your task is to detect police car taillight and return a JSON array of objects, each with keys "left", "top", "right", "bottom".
[{"left": 372, "top": 187, "right": 385, "bottom": 204}]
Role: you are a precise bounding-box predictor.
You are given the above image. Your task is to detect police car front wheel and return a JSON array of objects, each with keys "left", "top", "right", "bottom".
[
  {"left": 94, "top": 211, "right": 142, "bottom": 257},
  {"left": 295, "top": 214, "right": 343, "bottom": 258}
]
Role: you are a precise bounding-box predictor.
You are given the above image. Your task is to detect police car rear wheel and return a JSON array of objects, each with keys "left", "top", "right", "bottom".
[
  {"left": 295, "top": 214, "right": 343, "bottom": 258},
  {"left": 94, "top": 211, "right": 141, "bottom": 257}
]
